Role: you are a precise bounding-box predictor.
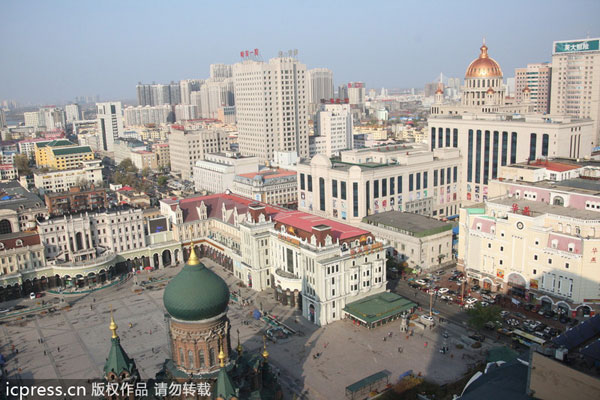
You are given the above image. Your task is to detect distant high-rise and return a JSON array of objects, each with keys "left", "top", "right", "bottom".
[
  {"left": 136, "top": 83, "right": 152, "bottom": 106},
  {"left": 136, "top": 82, "right": 182, "bottom": 106},
  {"left": 233, "top": 56, "right": 309, "bottom": 162},
  {"left": 124, "top": 105, "right": 172, "bottom": 126},
  {"left": 210, "top": 64, "right": 233, "bottom": 79},
  {"left": 24, "top": 107, "right": 66, "bottom": 130},
  {"left": 310, "top": 102, "right": 353, "bottom": 157},
  {"left": 65, "top": 104, "right": 82, "bottom": 123},
  {"left": 550, "top": 38, "right": 600, "bottom": 143},
  {"left": 338, "top": 82, "right": 365, "bottom": 105},
  {"left": 96, "top": 102, "right": 124, "bottom": 152},
  {"left": 0, "top": 109, "right": 5, "bottom": 128},
  {"left": 195, "top": 78, "right": 235, "bottom": 119},
  {"left": 515, "top": 63, "right": 551, "bottom": 113},
  {"left": 307, "top": 68, "right": 334, "bottom": 104},
  {"left": 179, "top": 79, "right": 204, "bottom": 105}
]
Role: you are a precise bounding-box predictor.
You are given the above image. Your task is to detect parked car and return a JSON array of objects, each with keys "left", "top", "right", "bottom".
[
  {"left": 506, "top": 318, "right": 520, "bottom": 327},
  {"left": 500, "top": 310, "right": 510, "bottom": 318},
  {"left": 466, "top": 297, "right": 478, "bottom": 305},
  {"left": 420, "top": 315, "right": 435, "bottom": 324},
  {"left": 36, "top": 293, "right": 44, "bottom": 298},
  {"left": 544, "top": 310, "right": 555, "bottom": 319},
  {"left": 415, "top": 279, "right": 427, "bottom": 286},
  {"left": 480, "top": 301, "right": 490, "bottom": 307},
  {"left": 29, "top": 292, "right": 36, "bottom": 300},
  {"left": 471, "top": 285, "right": 481, "bottom": 292},
  {"left": 438, "top": 287, "right": 449, "bottom": 294},
  {"left": 409, "top": 282, "right": 420, "bottom": 289},
  {"left": 469, "top": 333, "right": 485, "bottom": 342},
  {"left": 514, "top": 312, "right": 527, "bottom": 319}
]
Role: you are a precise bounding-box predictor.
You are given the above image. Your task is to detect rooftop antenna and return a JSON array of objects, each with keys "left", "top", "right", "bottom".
[{"left": 483, "top": 36, "right": 486, "bottom": 45}]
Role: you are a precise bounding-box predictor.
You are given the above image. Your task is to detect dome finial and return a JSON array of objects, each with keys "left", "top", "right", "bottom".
[
  {"left": 188, "top": 241, "right": 200, "bottom": 266},
  {"left": 480, "top": 39, "right": 489, "bottom": 58},
  {"left": 218, "top": 334, "right": 226, "bottom": 368},
  {"left": 236, "top": 329, "right": 242, "bottom": 355},
  {"left": 262, "top": 335, "right": 269, "bottom": 360},
  {"left": 109, "top": 305, "right": 118, "bottom": 339}
]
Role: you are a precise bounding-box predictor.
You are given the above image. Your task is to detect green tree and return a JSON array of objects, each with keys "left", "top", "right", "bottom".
[
  {"left": 13, "top": 154, "right": 31, "bottom": 175},
  {"left": 118, "top": 158, "right": 138, "bottom": 174},
  {"left": 467, "top": 303, "right": 502, "bottom": 331},
  {"left": 157, "top": 175, "right": 168, "bottom": 187}
]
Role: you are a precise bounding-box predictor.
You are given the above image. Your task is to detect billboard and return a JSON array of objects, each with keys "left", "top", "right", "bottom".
[
  {"left": 554, "top": 39, "right": 599, "bottom": 54},
  {"left": 149, "top": 217, "right": 168, "bottom": 234}
]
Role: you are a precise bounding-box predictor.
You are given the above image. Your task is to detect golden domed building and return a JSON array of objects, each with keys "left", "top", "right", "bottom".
[{"left": 430, "top": 40, "right": 535, "bottom": 117}]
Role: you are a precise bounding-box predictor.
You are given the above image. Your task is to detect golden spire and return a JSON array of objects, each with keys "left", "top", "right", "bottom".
[
  {"left": 237, "top": 329, "right": 242, "bottom": 355},
  {"left": 109, "top": 305, "right": 118, "bottom": 339},
  {"left": 218, "top": 334, "right": 226, "bottom": 368},
  {"left": 188, "top": 241, "right": 200, "bottom": 266},
  {"left": 262, "top": 335, "right": 269, "bottom": 360},
  {"left": 480, "top": 39, "right": 489, "bottom": 59}
]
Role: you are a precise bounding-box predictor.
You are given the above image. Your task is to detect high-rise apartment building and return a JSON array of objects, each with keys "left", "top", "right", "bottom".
[
  {"left": 136, "top": 82, "right": 181, "bottom": 106},
  {"left": 174, "top": 104, "right": 198, "bottom": 121},
  {"left": 307, "top": 68, "right": 334, "bottom": 104},
  {"left": 196, "top": 79, "right": 235, "bottom": 119},
  {"left": 65, "top": 104, "right": 82, "bottom": 123},
  {"left": 96, "top": 102, "right": 124, "bottom": 152},
  {"left": 0, "top": 109, "right": 5, "bottom": 128},
  {"left": 210, "top": 64, "right": 233, "bottom": 79},
  {"left": 123, "top": 105, "right": 173, "bottom": 126},
  {"left": 515, "top": 63, "right": 552, "bottom": 113},
  {"left": 550, "top": 38, "right": 600, "bottom": 144},
  {"left": 24, "top": 107, "right": 66, "bottom": 130},
  {"left": 179, "top": 79, "right": 204, "bottom": 105},
  {"left": 309, "top": 102, "right": 353, "bottom": 157},
  {"left": 233, "top": 56, "right": 309, "bottom": 162},
  {"left": 168, "top": 126, "right": 230, "bottom": 180}
]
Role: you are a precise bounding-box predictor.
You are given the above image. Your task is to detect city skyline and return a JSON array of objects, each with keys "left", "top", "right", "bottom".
[{"left": 1, "top": 0, "right": 599, "bottom": 104}]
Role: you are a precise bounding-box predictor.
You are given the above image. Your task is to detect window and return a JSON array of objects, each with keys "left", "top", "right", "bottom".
[
  {"left": 511, "top": 132, "right": 518, "bottom": 164},
  {"left": 423, "top": 172, "right": 428, "bottom": 188},
  {"left": 431, "top": 127, "right": 436, "bottom": 149},
  {"left": 188, "top": 350, "right": 194, "bottom": 369},
  {"left": 397, "top": 176, "right": 402, "bottom": 193},
  {"left": 341, "top": 181, "right": 347, "bottom": 200},
  {"left": 409, "top": 174, "right": 413, "bottom": 191},
  {"left": 179, "top": 348, "right": 184, "bottom": 365},
  {"left": 475, "top": 130, "right": 482, "bottom": 183},
  {"left": 374, "top": 180, "right": 379, "bottom": 198},
  {"left": 533, "top": 269, "right": 537, "bottom": 275},
  {"left": 353, "top": 182, "right": 359, "bottom": 217},
  {"left": 501, "top": 131, "right": 508, "bottom": 166},
  {"left": 332, "top": 179, "right": 338, "bottom": 198},
  {"left": 467, "top": 129, "right": 474, "bottom": 182},
  {"left": 484, "top": 130, "right": 490, "bottom": 184},
  {"left": 453, "top": 128, "right": 458, "bottom": 147},
  {"left": 548, "top": 258, "right": 552, "bottom": 264},
  {"left": 434, "top": 170, "right": 438, "bottom": 186},
  {"left": 382, "top": 178, "right": 387, "bottom": 197},
  {"left": 209, "top": 348, "right": 215, "bottom": 366},
  {"left": 534, "top": 255, "right": 538, "bottom": 260},
  {"left": 307, "top": 175, "right": 312, "bottom": 192},
  {"left": 453, "top": 166, "right": 457, "bottom": 183},
  {"left": 542, "top": 134, "right": 549, "bottom": 157},
  {"left": 390, "top": 177, "right": 395, "bottom": 195},
  {"left": 319, "top": 178, "right": 325, "bottom": 211},
  {"left": 529, "top": 133, "right": 537, "bottom": 161},
  {"left": 565, "top": 263, "right": 569, "bottom": 269},
  {"left": 198, "top": 350, "right": 205, "bottom": 368}
]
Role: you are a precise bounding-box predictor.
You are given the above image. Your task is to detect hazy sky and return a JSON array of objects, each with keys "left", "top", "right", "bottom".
[{"left": 1, "top": 0, "right": 599, "bottom": 104}]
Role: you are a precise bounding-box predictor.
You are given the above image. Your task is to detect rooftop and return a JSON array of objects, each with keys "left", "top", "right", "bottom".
[
  {"left": 52, "top": 146, "right": 93, "bottom": 156},
  {"left": 274, "top": 211, "right": 371, "bottom": 241},
  {"left": 489, "top": 197, "right": 600, "bottom": 220},
  {"left": 362, "top": 211, "right": 453, "bottom": 236},
  {"left": 0, "top": 231, "right": 41, "bottom": 250},
  {"left": 495, "top": 178, "right": 600, "bottom": 197},
  {"left": 0, "top": 181, "right": 45, "bottom": 211},
  {"left": 343, "top": 292, "right": 416, "bottom": 325},
  {"left": 237, "top": 168, "right": 296, "bottom": 180},
  {"left": 509, "top": 159, "right": 581, "bottom": 172}
]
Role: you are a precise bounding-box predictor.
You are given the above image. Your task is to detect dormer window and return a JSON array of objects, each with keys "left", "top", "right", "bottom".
[
  {"left": 568, "top": 243, "right": 575, "bottom": 253},
  {"left": 476, "top": 223, "right": 482, "bottom": 231},
  {"left": 16, "top": 240, "right": 23, "bottom": 246},
  {"left": 551, "top": 239, "right": 558, "bottom": 249}
]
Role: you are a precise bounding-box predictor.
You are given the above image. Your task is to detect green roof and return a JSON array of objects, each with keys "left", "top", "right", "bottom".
[
  {"left": 163, "top": 259, "right": 230, "bottom": 321},
  {"left": 52, "top": 146, "right": 92, "bottom": 156},
  {"left": 104, "top": 337, "right": 137, "bottom": 376},
  {"left": 47, "top": 139, "right": 74, "bottom": 147},
  {"left": 34, "top": 141, "right": 52, "bottom": 148},
  {"left": 487, "top": 346, "right": 520, "bottom": 363},
  {"left": 467, "top": 208, "right": 486, "bottom": 215},
  {"left": 343, "top": 292, "right": 416, "bottom": 325},
  {"left": 345, "top": 370, "right": 390, "bottom": 393},
  {"left": 215, "top": 367, "right": 237, "bottom": 399}
]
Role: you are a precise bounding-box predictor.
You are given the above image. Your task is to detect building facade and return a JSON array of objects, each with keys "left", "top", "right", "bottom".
[
  {"left": 65, "top": 104, "right": 82, "bottom": 123},
  {"left": 307, "top": 68, "right": 334, "bottom": 105},
  {"left": 33, "top": 159, "right": 103, "bottom": 192},
  {"left": 458, "top": 197, "right": 600, "bottom": 315},
  {"left": 0, "top": 232, "right": 45, "bottom": 283},
  {"left": 515, "top": 63, "right": 552, "bottom": 114},
  {"left": 168, "top": 126, "right": 231, "bottom": 180},
  {"left": 297, "top": 146, "right": 462, "bottom": 224},
  {"left": 550, "top": 38, "right": 600, "bottom": 144},
  {"left": 124, "top": 105, "right": 173, "bottom": 127},
  {"left": 310, "top": 102, "right": 353, "bottom": 157},
  {"left": 427, "top": 114, "right": 595, "bottom": 203},
  {"left": 152, "top": 143, "right": 170, "bottom": 170},
  {"left": 232, "top": 169, "right": 297, "bottom": 206},
  {"left": 233, "top": 56, "right": 309, "bottom": 162},
  {"left": 193, "top": 152, "right": 259, "bottom": 193},
  {"left": 96, "top": 102, "right": 124, "bottom": 153},
  {"left": 45, "top": 186, "right": 108, "bottom": 216}
]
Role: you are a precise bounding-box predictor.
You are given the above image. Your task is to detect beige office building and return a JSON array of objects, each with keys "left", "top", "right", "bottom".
[
  {"left": 168, "top": 126, "right": 230, "bottom": 180},
  {"left": 515, "top": 63, "right": 552, "bottom": 114},
  {"left": 297, "top": 145, "right": 462, "bottom": 224},
  {"left": 550, "top": 38, "right": 600, "bottom": 144},
  {"left": 428, "top": 114, "right": 594, "bottom": 203},
  {"left": 233, "top": 56, "right": 309, "bottom": 162}
]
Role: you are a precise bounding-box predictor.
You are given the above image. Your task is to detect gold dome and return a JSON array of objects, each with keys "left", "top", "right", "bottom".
[{"left": 465, "top": 42, "right": 502, "bottom": 79}]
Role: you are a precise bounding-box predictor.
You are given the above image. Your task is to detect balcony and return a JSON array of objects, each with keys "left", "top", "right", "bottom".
[{"left": 273, "top": 268, "right": 302, "bottom": 292}]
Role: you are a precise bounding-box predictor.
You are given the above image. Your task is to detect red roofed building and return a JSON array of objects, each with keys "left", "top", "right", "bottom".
[
  {"left": 160, "top": 192, "right": 386, "bottom": 326},
  {"left": 0, "top": 232, "right": 46, "bottom": 291}
]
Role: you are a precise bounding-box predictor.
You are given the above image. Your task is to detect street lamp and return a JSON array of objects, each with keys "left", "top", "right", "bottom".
[{"left": 428, "top": 288, "right": 435, "bottom": 317}]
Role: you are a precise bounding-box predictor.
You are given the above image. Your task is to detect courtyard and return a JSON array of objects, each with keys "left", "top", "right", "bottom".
[{"left": 0, "top": 259, "right": 487, "bottom": 399}]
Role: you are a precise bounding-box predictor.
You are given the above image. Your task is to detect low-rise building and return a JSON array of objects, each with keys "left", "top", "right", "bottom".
[
  {"left": 34, "top": 139, "right": 94, "bottom": 170},
  {"left": 116, "top": 186, "right": 152, "bottom": 208},
  {"left": 232, "top": 168, "right": 297, "bottom": 205},
  {"left": 361, "top": 211, "right": 453, "bottom": 271},
  {"left": 0, "top": 181, "right": 47, "bottom": 233},
  {"left": 45, "top": 185, "right": 108, "bottom": 216},
  {"left": 32, "top": 159, "right": 103, "bottom": 192},
  {"left": 130, "top": 150, "right": 158, "bottom": 171},
  {"left": 0, "top": 165, "right": 17, "bottom": 181},
  {"left": 160, "top": 192, "right": 387, "bottom": 325},
  {"left": 0, "top": 232, "right": 46, "bottom": 288},
  {"left": 458, "top": 197, "right": 600, "bottom": 316},
  {"left": 193, "top": 152, "right": 259, "bottom": 193},
  {"left": 113, "top": 138, "right": 147, "bottom": 165}
]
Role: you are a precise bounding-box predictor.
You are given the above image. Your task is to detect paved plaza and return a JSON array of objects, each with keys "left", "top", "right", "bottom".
[{"left": 0, "top": 259, "right": 487, "bottom": 399}]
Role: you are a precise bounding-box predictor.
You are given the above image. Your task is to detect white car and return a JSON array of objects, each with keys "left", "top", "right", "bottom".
[
  {"left": 480, "top": 301, "right": 489, "bottom": 307},
  {"left": 501, "top": 311, "right": 510, "bottom": 318},
  {"left": 466, "top": 297, "right": 478, "bottom": 305},
  {"left": 415, "top": 279, "right": 427, "bottom": 286},
  {"left": 420, "top": 315, "right": 435, "bottom": 323},
  {"left": 29, "top": 292, "right": 36, "bottom": 300},
  {"left": 438, "top": 288, "right": 449, "bottom": 294}
]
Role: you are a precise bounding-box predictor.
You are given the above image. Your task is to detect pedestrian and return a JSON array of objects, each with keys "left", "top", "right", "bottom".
[
  {"left": 44, "top": 350, "right": 46, "bottom": 356},
  {"left": 15, "top": 349, "right": 18, "bottom": 355},
  {"left": 57, "top": 346, "right": 60, "bottom": 352},
  {"left": 424, "top": 341, "right": 428, "bottom": 348}
]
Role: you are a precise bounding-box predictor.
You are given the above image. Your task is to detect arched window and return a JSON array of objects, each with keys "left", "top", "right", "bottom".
[
  {"left": 188, "top": 350, "right": 194, "bottom": 369},
  {"left": 198, "top": 349, "right": 205, "bottom": 368},
  {"left": 0, "top": 220, "right": 12, "bottom": 235},
  {"left": 209, "top": 348, "right": 215, "bottom": 366},
  {"left": 553, "top": 196, "right": 565, "bottom": 206},
  {"left": 179, "top": 348, "right": 185, "bottom": 365}
]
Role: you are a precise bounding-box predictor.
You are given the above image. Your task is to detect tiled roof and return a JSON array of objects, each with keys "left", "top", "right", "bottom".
[
  {"left": 237, "top": 168, "right": 297, "bottom": 180},
  {"left": 528, "top": 160, "right": 580, "bottom": 172},
  {"left": 274, "top": 211, "right": 371, "bottom": 241},
  {"left": 0, "top": 232, "right": 41, "bottom": 250}
]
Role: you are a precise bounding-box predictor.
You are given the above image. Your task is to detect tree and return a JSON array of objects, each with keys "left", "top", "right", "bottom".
[
  {"left": 467, "top": 303, "right": 502, "bottom": 332},
  {"left": 141, "top": 167, "right": 151, "bottom": 178},
  {"left": 118, "top": 158, "right": 138, "bottom": 174},
  {"left": 13, "top": 154, "right": 31, "bottom": 176},
  {"left": 157, "top": 175, "right": 168, "bottom": 187}
]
